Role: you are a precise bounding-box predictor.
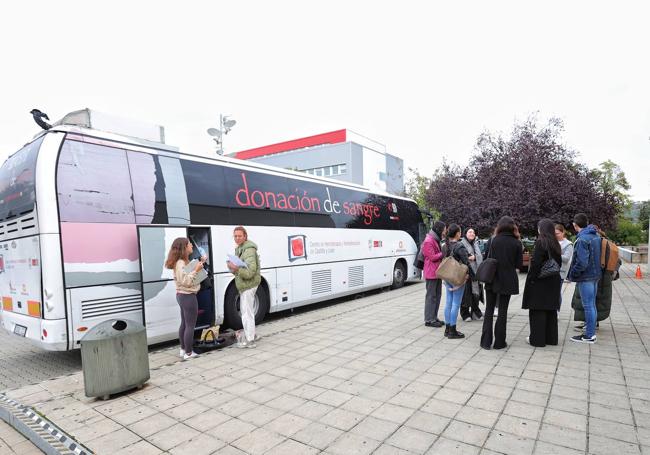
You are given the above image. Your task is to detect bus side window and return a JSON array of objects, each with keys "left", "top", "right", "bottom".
[{"left": 57, "top": 141, "right": 135, "bottom": 223}]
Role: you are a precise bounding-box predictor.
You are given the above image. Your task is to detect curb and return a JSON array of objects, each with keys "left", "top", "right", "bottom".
[{"left": 0, "top": 393, "right": 93, "bottom": 455}]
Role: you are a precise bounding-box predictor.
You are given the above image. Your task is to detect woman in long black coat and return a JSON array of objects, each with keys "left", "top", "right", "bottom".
[
  {"left": 522, "top": 219, "right": 562, "bottom": 347},
  {"left": 481, "top": 216, "right": 524, "bottom": 350}
]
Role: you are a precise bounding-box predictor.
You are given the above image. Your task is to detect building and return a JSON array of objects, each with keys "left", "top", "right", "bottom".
[{"left": 232, "top": 129, "right": 404, "bottom": 195}]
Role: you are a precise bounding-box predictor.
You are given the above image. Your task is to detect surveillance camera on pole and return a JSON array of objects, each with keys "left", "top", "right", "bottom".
[{"left": 207, "top": 114, "right": 236, "bottom": 156}]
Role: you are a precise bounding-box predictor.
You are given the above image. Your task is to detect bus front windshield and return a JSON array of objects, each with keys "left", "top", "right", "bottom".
[{"left": 0, "top": 136, "right": 43, "bottom": 221}]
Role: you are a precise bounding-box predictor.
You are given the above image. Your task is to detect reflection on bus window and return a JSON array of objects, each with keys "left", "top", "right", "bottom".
[
  {"left": 0, "top": 136, "right": 43, "bottom": 221},
  {"left": 57, "top": 140, "right": 135, "bottom": 223}
]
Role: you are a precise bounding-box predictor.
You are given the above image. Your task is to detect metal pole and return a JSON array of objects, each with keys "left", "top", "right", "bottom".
[{"left": 219, "top": 114, "right": 224, "bottom": 155}]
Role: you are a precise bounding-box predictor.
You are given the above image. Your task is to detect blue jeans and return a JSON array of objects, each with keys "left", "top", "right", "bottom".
[
  {"left": 444, "top": 283, "right": 465, "bottom": 326},
  {"left": 577, "top": 280, "right": 598, "bottom": 338}
]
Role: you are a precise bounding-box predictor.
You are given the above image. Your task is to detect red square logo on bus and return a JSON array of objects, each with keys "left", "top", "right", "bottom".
[{"left": 288, "top": 235, "right": 307, "bottom": 262}]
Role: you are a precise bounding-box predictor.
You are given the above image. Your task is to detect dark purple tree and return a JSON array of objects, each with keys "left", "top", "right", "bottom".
[{"left": 426, "top": 117, "right": 619, "bottom": 237}]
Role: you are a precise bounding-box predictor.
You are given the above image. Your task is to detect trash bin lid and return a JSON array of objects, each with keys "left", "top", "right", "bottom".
[{"left": 81, "top": 319, "right": 145, "bottom": 342}]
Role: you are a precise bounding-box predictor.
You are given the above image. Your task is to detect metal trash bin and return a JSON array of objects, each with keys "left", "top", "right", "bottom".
[{"left": 80, "top": 319, "right": 150, "bottom": 400}]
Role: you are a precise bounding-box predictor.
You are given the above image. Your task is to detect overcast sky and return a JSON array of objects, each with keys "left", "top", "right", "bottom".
[{"left": 2, "top": 0, "right": 648, "bottom": 200}]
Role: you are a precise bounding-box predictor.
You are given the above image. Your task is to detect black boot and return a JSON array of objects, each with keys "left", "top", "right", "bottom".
[
  {"left": 447, "top": 325, "right": 465, "bottom": 339},
  {"left": 444, "top": 324, "right": 450, "bottom": 337}
]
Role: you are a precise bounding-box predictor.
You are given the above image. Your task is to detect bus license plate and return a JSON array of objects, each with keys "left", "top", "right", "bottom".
[{"left": 13, "top": 324, "right": 27, "bottom": 337}]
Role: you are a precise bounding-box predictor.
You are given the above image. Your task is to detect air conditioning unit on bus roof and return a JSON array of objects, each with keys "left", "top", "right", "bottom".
[{"left": 53, "top": 108, "right": 166, "bottom": 144}]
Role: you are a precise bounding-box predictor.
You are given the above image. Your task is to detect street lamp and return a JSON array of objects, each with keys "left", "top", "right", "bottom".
[{"left": 207, "top": 114, "right": 237, "bottom": 155}]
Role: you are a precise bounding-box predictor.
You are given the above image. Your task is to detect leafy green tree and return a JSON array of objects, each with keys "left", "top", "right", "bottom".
[
  {"left": 638, "top": 200, "right": 650, "bottom": 232},
  {"left": 404, "top": 167, "right": 440, "bottom": 226},
  {"left": 607, "top": 218, "right": 645, "bottom": 245},
  {"left": 590, "top": 160, "right": 631, "bottom": 216}
]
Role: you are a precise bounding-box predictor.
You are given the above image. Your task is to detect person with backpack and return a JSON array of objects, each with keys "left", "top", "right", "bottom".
[
  {"left": 422, "top": 221, "right": 447, "bottom": 328},
  {"left": 480, "top": 216, "right": 523, "bottom": 350},
  {"left": 441, "top": 224, "right": 470, "bottom": 339},
  {"left": 227, "top": 226, "right": 262, "bottom": 348},
  {"left": 567, "top": 213, "right": 602, "bottom": 344},
  {"left": 571, "top": 225, "right": 617, "bottom": 332}
]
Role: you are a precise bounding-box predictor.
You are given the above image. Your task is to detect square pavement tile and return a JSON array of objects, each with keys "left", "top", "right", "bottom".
[
  {"left": 211, "top": 418, "right": 257, "bottom": 444},
  {"left": 183, "top": 409, "right": 232, "bottom": 432},
  {"left": 265, "top": 413, "right": 312, "bottom": 437},
  {"left": 113, "top": 440, "right": 165, "bottom": 455},
  {"left": 146, "top": 423, "right": 201, "bottom": 452},
  {"left": 533, "top": 441, "right": 585, "bottom": 455},
  {"left": 427, "top": 437, "right": 480, "bottom": 455},
  {"left": 404, "top": 410, "right": 451, "bottom": 435},
  {"left": 292, "top": 422, "right": 344, "bottom": 450},
  {"left": 129, "top": 413, "right": 178, "bottom": 438},
  {"left": 371, "top": 403, "right": 416, "bottom": 424},
  {"left": 542, "top": 408, "right": 587, "bottom": 432},
  {"left": 455, "top": 406, "right": 500, "bottom": 428},
  {"left": 386, "top": 426, "right": 437, "bottom": 454},
  {"left": 495, "top": 414, "right": 540, "bottom": 439},
  {"left": 319, "top": 408, "right": 365, "bottom": 431},
  {"left": 537, "top": 423, "right": 586, "bottom": 452},
  {"left": 588, "top": 435, "right": 642, "bottom": 455},
  {"left": 350, "top": 416, "right": 401, "bottom": 441},
  {"left": 326, "top": 432, "right": 382, "bottom": 455},
  {"left": 168, "top": 433, "right": 226, "bottom": 455},
  {"left": 231, "top": 428, "right": 285, "bottom": 455},
  {"left": 442, "top": 420, "right": 490, "bottom": 447},
  {"left": 263, "top": 438, "right": 320, "bottom": 455},
  {"left": 484, "top": 430, "right": 535, "bottom": 455}
]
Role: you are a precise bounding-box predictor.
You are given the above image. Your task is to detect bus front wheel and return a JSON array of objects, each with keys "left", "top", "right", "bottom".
[
  {"left": 223, "top": 283, "right": 270, "bottom": 330},
  {"left": 390, "top": 261, "right": 406, "bottom": 289}
]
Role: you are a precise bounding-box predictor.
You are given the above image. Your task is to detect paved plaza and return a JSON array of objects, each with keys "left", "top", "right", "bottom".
[{"left": 1, "top": 263, "right": 649, "bottom": 454}]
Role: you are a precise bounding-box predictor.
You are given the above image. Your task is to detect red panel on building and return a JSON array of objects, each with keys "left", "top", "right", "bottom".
[{"left": 235, "top": 129, "right": 347, "bottom": 160}]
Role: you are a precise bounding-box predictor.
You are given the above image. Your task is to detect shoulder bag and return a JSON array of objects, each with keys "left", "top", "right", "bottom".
[
  {"left": 436, "top": 243, "right": 468, "bottom": 287},
  {"left": 476, "top": 239, "right": 497, "bottom": 284}
]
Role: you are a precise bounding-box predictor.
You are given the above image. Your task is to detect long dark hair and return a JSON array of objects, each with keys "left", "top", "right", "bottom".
[
  {"left": 537, "top": 218, "right": 561, "bottom": 257},
  {"left": 495, "top": 216, "right": 516, "bottom": 235},
  {"left": 432, "top": 221, "right": 446, "bottom": 239},
  {"left": 165, "top": 237, "right": 189, "bottom": 269}
]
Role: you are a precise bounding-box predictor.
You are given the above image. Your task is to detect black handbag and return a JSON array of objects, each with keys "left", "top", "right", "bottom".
[
  {"left": 538, "top": 257, "right": 560, "bottom": 279},
  {"left": 476, "top": 240, "right": 497, "bottom": 284}
]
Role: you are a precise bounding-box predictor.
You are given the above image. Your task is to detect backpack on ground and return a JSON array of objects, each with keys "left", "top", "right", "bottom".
[{"left": 600, "top": 238, "right": 619, "bottom": 273}]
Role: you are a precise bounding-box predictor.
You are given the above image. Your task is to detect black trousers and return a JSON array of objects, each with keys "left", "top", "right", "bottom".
[
  {"left": 528, "top": 310, "right": 558, "bottom": 347},
  {"left": 460, "top": 283, "right": 483, "bottom": 320},
  {"left": 481, "top": 291, "right": 511, "bottom": 349}
]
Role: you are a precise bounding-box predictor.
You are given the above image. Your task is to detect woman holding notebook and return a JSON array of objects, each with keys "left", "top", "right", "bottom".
[{"left": 165, "top": 237, "right": 207, "bottom": 360}]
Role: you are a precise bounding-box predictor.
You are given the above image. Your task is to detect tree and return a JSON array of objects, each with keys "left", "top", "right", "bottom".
[
  {"left": 590, "top": 160, "right": 631, "bottom": 216},
  {"left": 426, "top": 116, "right": 619, "bottom": 237},
  {"left": 638, "top": 200, "right": 650, "bottom": 232},
  {"left": 404, "top": 167, "right": 439, "bottom": 225},
  {"left": 607, "top": 218, "right": 645, "bottom": 245}
]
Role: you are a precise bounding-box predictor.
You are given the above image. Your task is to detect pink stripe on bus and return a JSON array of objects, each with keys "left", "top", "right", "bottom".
[{"left": 61, "top": 223, "right": 139, "bottom": 263}]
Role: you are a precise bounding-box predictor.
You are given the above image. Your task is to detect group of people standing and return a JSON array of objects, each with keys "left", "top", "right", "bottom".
[
  {"left": 164, "top": 226, "right": 262, "bottom": 360},
  {"left": 421, "top": 212, "right": 605, "bottom": 349}
]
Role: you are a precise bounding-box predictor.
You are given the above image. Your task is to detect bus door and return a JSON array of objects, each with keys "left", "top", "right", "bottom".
[{"left": 137, "top": 226, "right": 215, "bottom": 344}]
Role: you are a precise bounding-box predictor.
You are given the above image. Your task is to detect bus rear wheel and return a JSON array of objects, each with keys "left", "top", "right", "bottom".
[
  {"left": 390, "top": 261, "right": 406, "bottom": 289},
  {"left": 223, "top": 283, "right": 270, "bottom": 330}
]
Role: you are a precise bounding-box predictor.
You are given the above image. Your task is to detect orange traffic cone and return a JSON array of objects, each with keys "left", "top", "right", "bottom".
[{"left": 635, "top": 265, "right": 643, "bottom": 279}]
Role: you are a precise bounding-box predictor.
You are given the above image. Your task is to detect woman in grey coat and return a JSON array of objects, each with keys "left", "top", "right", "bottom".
[{"left": 460, "top": 227, "right": 484, "bottom": 321}]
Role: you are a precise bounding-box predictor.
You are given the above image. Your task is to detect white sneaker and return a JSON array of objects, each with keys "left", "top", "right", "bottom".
[
  {"left": 526, "top": 337, "right": 530, "bottom": 345},
  {"left": 179, "top": 349, "right": 186, "bottom": 358},
  {"left": 253, "top": 334, "right": 261, "bottom": 342},
  {"left": 237, "top": 340, "right": 257, "bottom": 349},
  {"left": 183, "top": 352, "right": 199, "bottom": 360}
]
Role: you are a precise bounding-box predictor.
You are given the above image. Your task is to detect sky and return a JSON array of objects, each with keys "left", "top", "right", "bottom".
[{"left": 1, "top": 0, "right": 649, "bottom": 200}]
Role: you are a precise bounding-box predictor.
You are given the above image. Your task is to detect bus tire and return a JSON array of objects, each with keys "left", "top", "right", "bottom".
[
  {"left": 223, "top": 282, "right": 270, "bottom": 330},
  {"left": 390, "top": 261, "right": 406, "bottom": 289}
]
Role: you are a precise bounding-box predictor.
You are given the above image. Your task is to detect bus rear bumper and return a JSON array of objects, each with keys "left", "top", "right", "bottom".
[{"left": 0, "top": 311, "right": 68, "bottom": 351}]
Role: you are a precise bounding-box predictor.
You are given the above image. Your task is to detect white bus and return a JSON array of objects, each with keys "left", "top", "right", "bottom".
[{"left": 0, "top": 110, "right": 425, "bottom": 350}]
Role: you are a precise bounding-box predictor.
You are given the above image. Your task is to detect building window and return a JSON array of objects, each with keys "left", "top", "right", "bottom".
[{"left": 298, "top": 164, "right": 347, "bottom": 177}]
